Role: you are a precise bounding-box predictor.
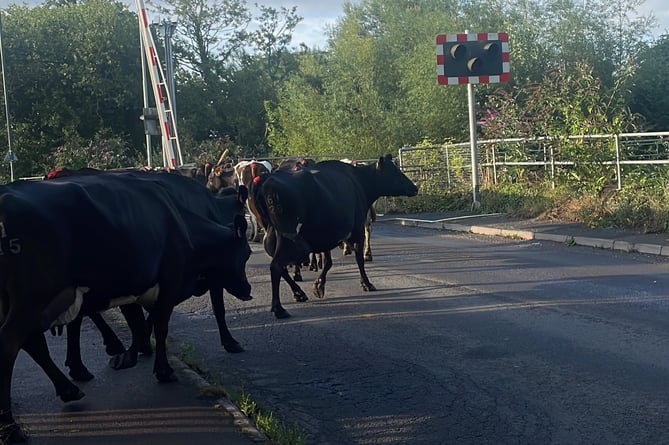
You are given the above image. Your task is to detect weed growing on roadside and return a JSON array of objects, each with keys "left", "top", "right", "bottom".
[{"left": 233, "top": 388, "right": 307, "bottom": 445}]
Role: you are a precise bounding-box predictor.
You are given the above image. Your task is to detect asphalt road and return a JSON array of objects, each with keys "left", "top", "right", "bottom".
[
  {"left": 167, "top": 222, "right": 669, "bottom": 445},
  {"left": 13, "top": 222, "right": 669, "bottom": 445}
]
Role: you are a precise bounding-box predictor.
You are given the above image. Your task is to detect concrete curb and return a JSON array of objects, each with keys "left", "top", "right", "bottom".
[
  {"left": 384, "top": 218, "right": 669, "bottom": 257},
  {"left": 168, "top": 355, "right": 270, "bottom": 443}
]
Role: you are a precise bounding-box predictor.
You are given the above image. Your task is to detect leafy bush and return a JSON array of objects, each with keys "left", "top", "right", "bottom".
[{"left": 51, "top": 132, "right": 141, "bottom": 172}]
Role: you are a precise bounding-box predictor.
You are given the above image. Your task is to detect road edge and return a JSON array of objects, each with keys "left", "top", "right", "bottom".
[
  {"left": 381, "top": 218, "right": 669, "bottom": 257},
  {"left": 168, "top": 355, "right": 270, "bottom": 443}
]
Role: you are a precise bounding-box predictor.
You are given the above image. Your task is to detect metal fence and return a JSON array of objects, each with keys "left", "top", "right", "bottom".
[{"left": 397, "top": 132, "right": 669, "bottom": 193}]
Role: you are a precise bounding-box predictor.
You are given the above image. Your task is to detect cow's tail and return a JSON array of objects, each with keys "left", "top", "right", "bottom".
[
  {"left": 250, "top": 173, "right": 301, "bottom": 239},
  {"left": 249, "top": 173, "right": 273, "bottom": 231}
]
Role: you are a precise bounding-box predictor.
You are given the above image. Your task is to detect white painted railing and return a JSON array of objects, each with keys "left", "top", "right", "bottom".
[{"left": 398, "top": 132, "right": 669, "bottom": 192}]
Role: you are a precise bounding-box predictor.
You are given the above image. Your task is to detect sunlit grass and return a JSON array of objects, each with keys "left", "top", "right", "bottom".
[
  {"left": 232, "top": 388, "right": 307, "bottom": 445},
  {"left": 177, "top": 342, "right": 307, "bottom": 445}
]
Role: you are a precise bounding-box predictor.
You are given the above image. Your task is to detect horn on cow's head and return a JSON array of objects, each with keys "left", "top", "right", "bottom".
[{"left": 217, "top": 148, "right": 230, "bottom": 166}]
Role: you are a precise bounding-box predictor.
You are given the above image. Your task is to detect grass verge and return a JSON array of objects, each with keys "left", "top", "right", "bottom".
[{"left": 177, "top": 341, "right": 308, "bottom": 445}]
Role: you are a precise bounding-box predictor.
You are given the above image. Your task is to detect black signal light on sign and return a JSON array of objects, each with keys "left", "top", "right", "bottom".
[{"left": 436, "top": 33, "right": 510, "bottom": 85}]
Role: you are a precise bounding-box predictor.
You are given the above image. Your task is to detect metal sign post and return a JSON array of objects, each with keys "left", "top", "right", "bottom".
[
  {"left": 436, "top": 31, "right": 510, "bottom": 208},
  {"left": 466, "top": 82, "right": 479, "bottom": 207}
]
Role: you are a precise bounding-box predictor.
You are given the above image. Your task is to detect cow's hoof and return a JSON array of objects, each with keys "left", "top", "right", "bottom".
[
  {"left": 57, "top": 385, "right": 85, "bottom": 403},
  {"left": 313, "top": 286, "right": 325, "bottom": 299},
  {"left": 272, "top": 308, "right": 291, "bottom": 319},
  {"left": 155, "top": 369, "right": 178, "bottom": 383},
  {"left": 104, "top": 338, "right": 126, "bottom": 356},
  {"left": 293, "top": 291, "right": 308, "bottom": 302},
  {"left": 0, "top": 422, "right": 29, "bottom": 444},
  {"left": 361, "top": 282, "right": 377, "bottom": 292},
  {"left": 223, "top": 342, "right": 245, "bottom": 353},
  {"left": 109, "top": 351, "right": 138, "bottom": 370},
  {"left": 364, "top": 255, "right": 372, "bottom": 262},
  {"left": 68, "top": 366, "right": 95, "bottom": 382}
]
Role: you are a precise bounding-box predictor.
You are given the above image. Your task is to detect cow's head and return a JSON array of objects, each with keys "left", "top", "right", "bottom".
[
  {"left": 220, "top": 214, "right": 253, "bottom": 301},
  {"left": 236, "top": 161, "right": 272, "bottom": 190},
  {"left": 375, "top": 154, "right": 418, "bottom": 197},
  {"left": 207, "top": 165, "right": 237, "bottom": 195}
]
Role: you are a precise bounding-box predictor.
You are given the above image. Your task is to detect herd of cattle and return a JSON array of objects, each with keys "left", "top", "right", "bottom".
[{"left": 0, "top": 153, "right": 418, "bottom": 443}]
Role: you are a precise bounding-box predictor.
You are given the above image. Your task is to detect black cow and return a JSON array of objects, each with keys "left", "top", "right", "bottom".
[
  {"left": 0, "top": 171, "right": 252, "bottom": 443},
  {"left": 72, "top": 187, "right": 250, "bottom": 381},
  {"left": 251, "top": 154, "right": 418, "bottom": 319},
  {"left": 44, "top": 167, "right": 152, "bottom": 381},
  {"left": 243, "top": 158, "right": 315, "bottom": 298},
  {"left": 43, "top": 168, "right": 251, "bottom": 383}
]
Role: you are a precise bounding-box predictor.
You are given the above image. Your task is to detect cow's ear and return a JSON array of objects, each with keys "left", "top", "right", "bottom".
[
  {"left": 377, "top": 156, "right": 386, "bottom": 170},
  {"left": 238, "top": 185, "right": 249, "bottom": 204}
]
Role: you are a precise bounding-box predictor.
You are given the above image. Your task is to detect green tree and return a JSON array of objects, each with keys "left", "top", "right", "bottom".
[
  {"left": 268, "top": 0, "right": 655, "bottom": 162},
  {"left": 482, "top": 61, "right": 641, "bottom": 190},
  {"left": 1, "top": 0, "right": 143, "bottom": 178},
  {"left": 226, "top": 4, "right": 302, "bottom": 155},
  {"left": 149, "top": 0, "right": 301, "bottom": 156},
  {"left": 628, "top": 35, "right": 669, "bottom": 131}
]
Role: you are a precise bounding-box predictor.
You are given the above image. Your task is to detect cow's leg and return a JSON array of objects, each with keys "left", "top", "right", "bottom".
[
  {"left": 280, "top": 267, "right": 308, "bottom": 302},
  {"left": 313, "top": 250, "right": 333, "bottom": 299},
  {"left": 307, "top": 253, "right": 318, "bottom": 271},
  {"left": 151, "top": 304, "right": 177, "bottom": 382},
  {"left": 355, "top": 241, "right": 376, "bottom": 292},
  {"left": 271, "top": 258, "right": 291, "bottom": 318},
  {"left": 292, "top": 264, "right": 303, "bottom": 281},
  {"left": 363, "top": 221, "right": 373, "bottom": 262},
  {"left": 269, "top": 235, "right": 296, "bottom": 318},
  {"left": 109, "top": 304, "right": 149, "bottom": 370},
  {"left": 64, "top": 315, "right": 95, "bottom": 381},
  {"left": 209, "top": 285, "right": 244, "bottom": 353},
  {"left": 64, "top": 311, "right": 127, "bottom": 381},
  {"left": 268, "top": 229, "right": 307, "bottom": 302},
  {"left": 23, "top": 331, "right": 84, "bottom": 403},
  {"left": 266, "top": 231, "right": 306, "bottom": 317},
  {"left": 1, "top": 287, "right": 83, "bottom": 444},
  {"left": 89, "top": 312, "right": 126, "bottom": 356},
  {"left": 0, "top": 317, "right": 28, "bottom": 444}
]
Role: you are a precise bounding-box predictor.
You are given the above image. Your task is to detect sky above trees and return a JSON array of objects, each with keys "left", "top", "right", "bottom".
[{"left": 1, "top": 0, "right": 667, "bottom": 45}]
